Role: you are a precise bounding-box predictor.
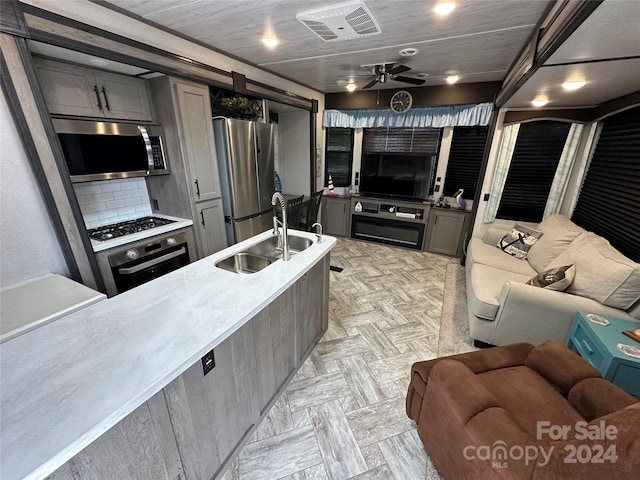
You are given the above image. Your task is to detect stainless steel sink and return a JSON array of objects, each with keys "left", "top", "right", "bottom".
[
  {"left": 215, "top": 252, "right": 274, "bottom": 274},
  {"left": 246, "top": 235, "right": 313, "bottom": 257},
  {"left": 216, "top": 235, "right": 313, "bottom": 274}
]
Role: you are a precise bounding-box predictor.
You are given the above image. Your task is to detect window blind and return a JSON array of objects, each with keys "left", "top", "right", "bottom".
[
  {"left": 324, "top": 127, "right": 354, "bottom": 187},
  {"left": 572, "top": 107, "right": 640, "bottom": 262},
  {"left": 496, "top": 121, "right": 571, "bottom": 222},
  {"left": 363, "top": 127, "right": 441, "bottom": 155},
  {"left": 443, "top": 126, "right": 488, "bottom": 198}
]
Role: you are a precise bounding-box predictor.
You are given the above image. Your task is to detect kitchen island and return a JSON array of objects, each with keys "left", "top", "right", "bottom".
[{"left": 0, "top": 229, "right": 335, "bottom": 480}]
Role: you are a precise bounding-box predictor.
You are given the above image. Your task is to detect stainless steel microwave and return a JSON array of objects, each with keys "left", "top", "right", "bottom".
[{"left": 52, "top": 119, "right": 170, "bottom": 183}]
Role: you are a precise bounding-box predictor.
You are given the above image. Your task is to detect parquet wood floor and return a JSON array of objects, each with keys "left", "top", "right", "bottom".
[{"left": 222, "top": 238, "right": 475, "bottom": 480}]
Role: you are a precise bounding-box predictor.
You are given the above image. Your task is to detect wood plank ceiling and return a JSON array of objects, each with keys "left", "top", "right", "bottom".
[{"left": 104, "top": 0, "right": 549, "bottom": 93}]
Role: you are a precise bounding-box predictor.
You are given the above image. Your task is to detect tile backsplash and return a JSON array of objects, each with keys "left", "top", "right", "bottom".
[{"left": 74, "top": 178, "right": 152, "bottom": 229}]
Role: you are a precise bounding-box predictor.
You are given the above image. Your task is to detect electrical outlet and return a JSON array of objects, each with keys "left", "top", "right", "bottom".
[
  {"left": 483, "top": 193, "right": 490, "bottom": 201},
  {"left": 201, "top": 349, "right": 215, "bottom": 376},
  {"left": 436, "top": 177, "right": 441, "bottom": 182},
  {"left": 434, "top": 184, "right": 440, "bottom": 192},
  {"left": 152, "top": 198, "right": 159, "bottom": 210}
]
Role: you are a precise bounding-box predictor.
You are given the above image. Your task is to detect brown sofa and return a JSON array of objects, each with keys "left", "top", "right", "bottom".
[{"left": 406, "top": 341, "right": 640, "bottom": 479}]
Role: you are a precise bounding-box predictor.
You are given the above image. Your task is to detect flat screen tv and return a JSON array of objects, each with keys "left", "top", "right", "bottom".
[{"left": 359, "top": 153, "right": 436, "bottom": 202}]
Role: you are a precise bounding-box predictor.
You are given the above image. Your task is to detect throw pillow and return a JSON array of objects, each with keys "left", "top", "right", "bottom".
[
  {"left": 497, "top": 224, "right": 544, "bottom": 259},
  {"left": 526, "top": 265, "right": 576, "bottom": 291}
]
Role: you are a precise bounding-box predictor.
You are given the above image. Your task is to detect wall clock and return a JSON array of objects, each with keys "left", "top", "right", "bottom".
[{"left": 390, "top": 90, "right": 413, "bottom": 113}]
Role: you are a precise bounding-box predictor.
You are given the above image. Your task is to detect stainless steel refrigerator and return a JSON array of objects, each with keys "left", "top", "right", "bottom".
[{"left": 213, "top": 117, "right": 275, "bottom": 245}]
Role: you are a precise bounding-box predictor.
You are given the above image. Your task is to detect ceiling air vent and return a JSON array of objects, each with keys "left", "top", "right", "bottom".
[{"left": 296, "top": 1, "right": 381, "bottom": 42}]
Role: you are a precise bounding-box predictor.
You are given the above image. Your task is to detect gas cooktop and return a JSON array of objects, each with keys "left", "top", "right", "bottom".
[{"left": 87, "top": 216, "right": 176, "bottom": 241}]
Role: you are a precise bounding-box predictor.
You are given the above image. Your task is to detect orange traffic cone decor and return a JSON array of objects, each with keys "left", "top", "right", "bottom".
[{"left": 328, "top": 175, "right": 335, "bottom": 194}]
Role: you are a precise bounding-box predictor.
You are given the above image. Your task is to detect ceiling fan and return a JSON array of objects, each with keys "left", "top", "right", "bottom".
[{"left": 361, "top": 63, "right": 426, "bottom": 89}]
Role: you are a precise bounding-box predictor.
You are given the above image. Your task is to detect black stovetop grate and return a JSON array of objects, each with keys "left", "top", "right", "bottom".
[{"left": 87, "top": 216, "right": 176, "bottom": 241}]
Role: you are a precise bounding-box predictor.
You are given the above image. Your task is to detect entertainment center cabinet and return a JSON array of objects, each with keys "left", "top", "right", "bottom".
[
  {"left": 349, "top": 196, "right": 430, "bottom": 250},
  {"left": 321, "top": 195, "right": 469, "bottom": 257},
  {"left": 321, "top": 196, "right": 351, "bottom": 237},
  {"left": 426, "top": 208, "right": 471, "bottom": 257}
]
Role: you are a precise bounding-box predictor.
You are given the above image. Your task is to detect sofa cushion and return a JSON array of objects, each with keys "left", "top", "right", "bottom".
[
  {"left": 527, "top": 214, "right": 586, "bottom": 272},
  {"left": 526, "top": 264, "right": 576, "bottom": 291},
  {"left": 547, "top": 233, "right": 640, "bottom": 310},
  {"left": 496, "top": 223, "right": 543, "bottom": 259},
  {"left": 468, "top": 237, "right": 538, "bottom": 276},
  {"left": 469, "top": 264, "right": 532, "bottom": 320}
]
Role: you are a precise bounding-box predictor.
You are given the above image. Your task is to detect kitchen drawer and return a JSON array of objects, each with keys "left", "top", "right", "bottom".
[{"left": 567, "top": 321, "right": 607, "bottom": 371}]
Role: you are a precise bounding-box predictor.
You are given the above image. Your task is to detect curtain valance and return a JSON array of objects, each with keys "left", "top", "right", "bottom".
[{"left": 322, "top": 102, "right": 493, "bottom": 129}]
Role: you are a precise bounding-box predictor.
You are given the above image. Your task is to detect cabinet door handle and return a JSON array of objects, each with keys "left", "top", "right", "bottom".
[
  {"left": 200, "top": 210, "right": 206, "bottom": 226},
  {"left": 101, "top": 87, "right": 111, "bottom": 110},
  {"left": 194, "top": 179, "right": 201, "bottom": 197},
  {"left": 93, "top": 85, "right": 103, "bottom": 110}
]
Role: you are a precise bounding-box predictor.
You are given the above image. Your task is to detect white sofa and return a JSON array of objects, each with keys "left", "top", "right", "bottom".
[{"left": 466, "top": 214, "right": 640, "bottom": 346}]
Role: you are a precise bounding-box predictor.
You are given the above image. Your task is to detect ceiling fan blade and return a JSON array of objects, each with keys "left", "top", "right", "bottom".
[
  {"left": 394, "top": 75, "right": 426, "bottom": 85},
  {"left": 388, "top": 64, "right": 411, "bottom": 75},
  {"left": 362, "top": 78, "right": 379, "bottom": 89}
]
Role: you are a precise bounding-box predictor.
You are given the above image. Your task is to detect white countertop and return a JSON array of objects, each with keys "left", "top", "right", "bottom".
[
  {"left": 0, "top": 274, "right": 105, "bottom": 343},
  {"left": 0, "top": 230, "right": 335, "bottom": 480},
  {"left": 90, "top": 214, "right": 193, "bottom": 252}
]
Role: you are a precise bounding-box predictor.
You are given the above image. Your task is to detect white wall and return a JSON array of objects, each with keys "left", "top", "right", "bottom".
[
  {"left": 0, "top": 89, "right": 69, "bottom": 288},
  {"left": 278, "top": 111, "right": 310, "bottom": 196}
]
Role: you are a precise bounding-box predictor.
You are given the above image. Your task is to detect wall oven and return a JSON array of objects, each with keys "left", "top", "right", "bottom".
[{"left": 106, "top": 232, "right": 190, "bottom": 295}]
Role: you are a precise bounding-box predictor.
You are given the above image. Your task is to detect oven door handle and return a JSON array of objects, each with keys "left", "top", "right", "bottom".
[{"left": 118, "top": 247, "right": 187, "bottom": 275}]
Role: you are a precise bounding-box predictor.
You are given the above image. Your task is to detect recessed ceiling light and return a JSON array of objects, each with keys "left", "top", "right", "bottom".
[
  {"left": 88, "top": 58, "right": 110, "bottom": 67},
  {"left": 562, "top": 80, "right": 586, "bottom": 91},
  {"left": 346, "top": 83, "right": 357, "bottom": 92},
  {"left": 446, "top": 74, "right": 459, "bottom": 84},
  {"left": 415, "top": 73, "right": 430, "bottom": 78},
  {"left": 435, "top": 2, "right": 456, "bottom": 15},
  {"left": 399, "top": 47, "right": 418, "bottom": 57},
  {"left": 336, "top": 79, "right": 347, "bottom": 86},
  {"left": 261, "top": 36, "right": 279, "bottom": 48},
  {"left": 532, "top": 97, "right": 549, "bottom": 107}
]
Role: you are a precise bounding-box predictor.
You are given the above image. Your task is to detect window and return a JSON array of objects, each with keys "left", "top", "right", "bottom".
[
  {"left": 362, "top": 127, "right": 441, "bottom": 155},
  {"left": 572, "top": 107, "right": 640, "bottom": 262},
  {"left": 497, "top": 121, "right": 571, "bottom": 222},
  {"left": 443, "top": 126, "right": 488, "bottom": 198},
  {"left": 324, "top": 127, "right": 354, "bottom": 187}
]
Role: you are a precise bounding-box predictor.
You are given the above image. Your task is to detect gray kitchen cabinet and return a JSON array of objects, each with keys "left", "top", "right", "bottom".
[
  {"left": 253, "top": 286, "right": 297, "bottom": 414},
  {"left": 195, "top": 199, "right": 227, "bottom": 257},
  {"left": 174, "top": 82, "right": 222, "bottom": 203},
  {"left": 33, "top": 57, "right": 152, "bottom": 121},
  {"left": 162, "top": 323, "right": 258, "bottom": 480},
  {"left": 47, "top": 392, "right": 184, "bottom": 480},
  {"left": 322, "top": 196, "right": 350, "bottom": 237},
  {"left": 296, "top": 256, "right": 329, "bottom": 364},
  {"left": 426, "top": 208, "right": 470, "bottom": 257},
  {"left": 146, "top": 77, "right": 227, "bottom": 259},
  {"left": 44, "top": 253, "right": 330, "bottom": 480}
]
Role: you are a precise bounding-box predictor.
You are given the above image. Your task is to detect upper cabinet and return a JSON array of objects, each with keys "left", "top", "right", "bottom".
[{"left": 33, "top": 57, "right": 152, "bottom": 122}]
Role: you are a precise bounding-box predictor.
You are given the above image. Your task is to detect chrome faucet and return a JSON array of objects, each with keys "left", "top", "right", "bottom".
[
  {"left": 312, "top": 222, "right": 323, "bottom": 243},
  {"left": 271, "top": 192, "right": 290, "bottom": 261}
]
